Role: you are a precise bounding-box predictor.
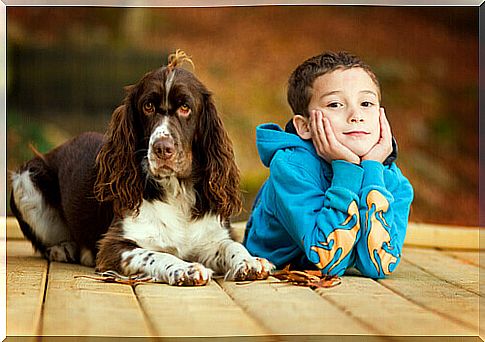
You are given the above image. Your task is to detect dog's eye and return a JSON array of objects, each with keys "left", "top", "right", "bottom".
[
  {"left": 177, "top": 104, "right": 191, "bottom": 117},
  {"left": 143, "top": 102, "right": 155, "bottom": 115}
]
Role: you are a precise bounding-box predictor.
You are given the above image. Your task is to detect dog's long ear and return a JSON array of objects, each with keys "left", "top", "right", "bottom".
[
  {"left": 192, "top": 92, "right": 242, "bottom": 220},
  {"left": 94, "top": 89, "right": 144, "bottom": 217}
]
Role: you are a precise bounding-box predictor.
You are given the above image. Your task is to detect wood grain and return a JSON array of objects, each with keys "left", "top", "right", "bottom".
[
  {"left": 216, "top": 277, "right": 374, "bottom": 335},
  {"left": 134, "top": 279, "right": 269, "bottom": 337},
  {"left": 314, "top": 270, "right": 470, "bottom": 335},
  {"left": 378, "top": 259, "right": 479, "bottom": 335},
  {"left": 445, "top": 250, "right": 483, "bottom": 269},
  {"left": 7, "top": 241, "right": 47, "bottom": 336},
  {"left": 42, "top": 262, "right": 151, "bottom": 336},
  {"left": 403, "top": 247, "right": 480, "bottom": 296}
]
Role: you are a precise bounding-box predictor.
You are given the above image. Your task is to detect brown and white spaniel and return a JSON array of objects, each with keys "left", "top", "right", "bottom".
[{"left": 10, "top": 51, "right": 273, "bottom": 285}]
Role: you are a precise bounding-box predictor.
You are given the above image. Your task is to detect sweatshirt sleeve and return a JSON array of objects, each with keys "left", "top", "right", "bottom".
[
  {"left": 271, "top": 156, "right": 364, "bottom": 276},
  {"left": 354, "top": 160, "right": 414, "bottom": 278}
]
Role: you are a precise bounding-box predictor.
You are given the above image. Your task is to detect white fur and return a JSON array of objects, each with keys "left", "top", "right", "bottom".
[
  {"left": 11, "top": 170, "right": 71, "bottom": 246},
  {"left": 147, "top": 117, "right": 172, "bottom": 174},
  {"left": 149, "top": 117, "right": 171, "bottom": 142},
  {"left": 120, "top": 176, "right": 274, "bottom": 282},
  {"left": 121, "top": 248, "right": 213, "bottom": 285}
]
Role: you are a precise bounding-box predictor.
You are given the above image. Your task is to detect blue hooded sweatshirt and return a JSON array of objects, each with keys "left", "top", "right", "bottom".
[{"left": 243, "top": 123, "right": 414, "bottom": 278}]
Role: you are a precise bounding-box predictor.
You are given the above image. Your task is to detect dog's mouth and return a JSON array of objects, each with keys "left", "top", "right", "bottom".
[
  {"left": 147, "top": 157, "right": 175, "bottom": 177},
  {"left": 146, "top": 153, "right": 192, "bottom": 180}
]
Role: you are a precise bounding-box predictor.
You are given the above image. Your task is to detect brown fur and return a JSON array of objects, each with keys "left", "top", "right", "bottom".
[
  {"left": 95, "top": 222, "right": 138, "bottom": 273},
  {"left": 11, "top": 52, "right": 242, "bottom": 266},
  {"left": 94, "top": 59, "right": 242, "bottom": 220},
  {"left": 192, "top": 94, "right": 242, "bottom": 219},
  {"left": 94, "top": 103, "right": 144, "bottom": 216}
]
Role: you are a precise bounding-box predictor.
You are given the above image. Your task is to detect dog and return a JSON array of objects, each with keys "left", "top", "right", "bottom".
[{"left": 10, "top": 50, "right": 274, "bottom": 285}]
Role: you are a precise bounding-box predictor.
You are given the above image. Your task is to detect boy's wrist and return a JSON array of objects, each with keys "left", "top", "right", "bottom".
[
  {"left": 361, "top": 160, "right": 385, "bottom": 188},
  {"left": 331, "top": 160, "right": 364, "bottom": 193}
]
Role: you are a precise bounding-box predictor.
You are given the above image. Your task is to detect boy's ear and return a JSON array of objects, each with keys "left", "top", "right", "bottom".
[{"left": 293, "top": 115, "right": 312, "bottom": 140}]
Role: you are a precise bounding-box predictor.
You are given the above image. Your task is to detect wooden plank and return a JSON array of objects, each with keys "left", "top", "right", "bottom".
[
  {"left": 7, "top": 216, "right": 485, "bottom": 249},
  {"left": 405, "top": 223, "right": 481, "bottom": 250},
  {"left": 42, "top": 262, "right": 152, "bottom": 336},
  {"left": 6, "top": 217, "right": 24, "bottom": 240},
  {"left": 403, "top": 247, "right": 480, "bottom": 296},
  {"left": 233, "top": 221, "right": 483, "bottom": 250},
  {"left": 378, "top": 259, "right": 479, "bottom": 335},
  {"left": 445, "top": 250, "right": 483, "bottom": 269},
  {"left": 7, "top": 241, "right": 47, "bottom": 336},
  {"left": 134, "top": 280, "right": 269, "bottom": 337},
  {"left": 314, "top": 273, "right": 470, "bottom": 335},
  {"left": 216, "top": 277, "right": 374, "bottom": 335},
  {"left": 7, "top": 239, "right": 38, "bottom": 258}
]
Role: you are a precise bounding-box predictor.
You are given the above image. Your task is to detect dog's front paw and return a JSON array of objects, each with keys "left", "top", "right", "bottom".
[
  {"left": 227, "top": 257, "right": 275, "bottom": 281},
  {"left": 168, "top": 262, "right": 213, "bottom": 286}
]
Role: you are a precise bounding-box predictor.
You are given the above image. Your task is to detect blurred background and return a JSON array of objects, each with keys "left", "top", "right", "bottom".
[{"left": 6, "top": 6, "right": 478, "bottom": 226}]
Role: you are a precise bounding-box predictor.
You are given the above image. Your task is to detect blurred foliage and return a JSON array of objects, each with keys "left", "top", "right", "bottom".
[
  {"left": 8, "top": 111, "right": 55, "bottom": 161},
  {"left": 6, "top": 6, "right": 479, "bottom": 226}
]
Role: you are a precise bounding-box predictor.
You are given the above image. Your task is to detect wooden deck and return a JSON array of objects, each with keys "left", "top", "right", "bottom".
[{"left": 5, "top": 218, "right": 484, "bottom": 340}]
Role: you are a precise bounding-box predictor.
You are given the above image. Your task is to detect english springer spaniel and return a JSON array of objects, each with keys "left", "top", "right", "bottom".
[{"left": 10, "top": 51, "right": 273, "bottom": 286}]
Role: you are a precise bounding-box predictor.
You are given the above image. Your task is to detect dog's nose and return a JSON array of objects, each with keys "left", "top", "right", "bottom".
[{"left": 153, "top": 137, "right": 175, "bottom": 160}]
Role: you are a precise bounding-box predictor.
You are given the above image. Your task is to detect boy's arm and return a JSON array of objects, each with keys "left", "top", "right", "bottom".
[
  {"left": 354, "top": 161, "right": 414, "bottom": 278},
  {"left": 271, "top": 157, "right": 364, "bottom": 276}
]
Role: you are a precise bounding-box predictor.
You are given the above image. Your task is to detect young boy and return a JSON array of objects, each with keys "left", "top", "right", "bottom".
[{"left": 243, "top": 51, "right": 414, "bottom": 278}]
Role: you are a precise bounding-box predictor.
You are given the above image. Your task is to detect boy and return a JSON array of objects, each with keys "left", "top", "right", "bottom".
[{"left": 243, "top": 51, "right": 413, "bottom": 278}]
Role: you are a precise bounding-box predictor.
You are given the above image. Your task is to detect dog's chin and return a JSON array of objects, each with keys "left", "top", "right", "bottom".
[
  {"left": 148, "top": 164, "right": 176, "bottom": 180},
  {"left": 148, "top": 161, "right": 191, "bottom": 181}
]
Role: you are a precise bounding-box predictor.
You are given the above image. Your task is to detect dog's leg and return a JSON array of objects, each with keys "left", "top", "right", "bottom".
[
  {"left": 198, "top": 238, "right": 274, "bottom": 281},
  {"left": 121, "top": 248, "right": 213, "bottom": 286},
  {"left": 96, "top": 233, "right": 212, "bottom": 286},
  {"left": 11, "top": 166, "right": 79, "bottom": 263}
]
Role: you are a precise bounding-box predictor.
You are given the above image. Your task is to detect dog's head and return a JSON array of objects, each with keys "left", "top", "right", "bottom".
[
  {"left": 95, "top": 51, "right": 241, "bottom": 219},
  {"left": 132, "top": 58, "right": 204, "bottom": 180}
]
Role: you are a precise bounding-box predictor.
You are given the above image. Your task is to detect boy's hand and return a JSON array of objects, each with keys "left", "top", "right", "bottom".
[
  {"left": 310, "top": 110, "right": 360, "bottom": 164},
  {"left": 361, "top": 108, "right": 393, "bottom": 163}
]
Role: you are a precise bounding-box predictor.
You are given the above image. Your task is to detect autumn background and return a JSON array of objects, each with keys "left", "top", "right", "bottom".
[{"left": 6, "top": 6, "right": 478, "bottom": 226}]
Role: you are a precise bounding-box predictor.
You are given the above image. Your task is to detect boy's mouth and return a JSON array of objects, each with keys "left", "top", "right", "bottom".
[{"left": 343, "top": 131, "right": 370, "bottom": 137}]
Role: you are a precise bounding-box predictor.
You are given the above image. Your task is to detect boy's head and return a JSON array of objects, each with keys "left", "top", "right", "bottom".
[
  {"left": 287, "top": 51, "right": 381, "bottom": 117},
  {"left": 287, "top": 51, "right": 382, "bottom": 157}
]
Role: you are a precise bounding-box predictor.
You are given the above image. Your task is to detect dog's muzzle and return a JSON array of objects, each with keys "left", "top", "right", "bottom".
[{"left": 152, "top": 136, "right": 175, "bottom": 161}]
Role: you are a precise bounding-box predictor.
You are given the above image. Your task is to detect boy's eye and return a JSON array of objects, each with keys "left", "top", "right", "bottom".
[
  {"left": 328, "top": 102, "right": 342, "bottom": 108},
  {"left": 361, "top": 101, "right": 374, "bottom": 107}
]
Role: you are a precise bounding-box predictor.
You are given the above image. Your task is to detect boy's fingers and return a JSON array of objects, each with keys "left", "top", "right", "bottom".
[
  {"left": 380, "top": 108, "right": 392, "bottom": 144},
  {"left": 323, "top": 117, "right": 340, "bottom": 148},
  {"left": 310, "top": 110, "right": 325, "bottom": 154},
  {"left": 311, "top": 110, "right": 320, "bottom": 137},
  {"left": 309, "top": 111, "right": 319, "bottom": 142},
  {"left": 316, "top": 111, "right": 329, "bottom": 148}
]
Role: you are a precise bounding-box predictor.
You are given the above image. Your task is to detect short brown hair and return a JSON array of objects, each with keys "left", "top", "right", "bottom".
[{"left": 287, "top": 51, "right": 380, "bottom": 117}]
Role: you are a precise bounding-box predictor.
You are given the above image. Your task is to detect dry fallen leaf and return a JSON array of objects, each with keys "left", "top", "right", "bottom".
[
  {"left": 74, "top": 270, "right": 154, "bottom": 285},
  {"left": 271, "top": 265, "right": 341, "bottom": 289}
]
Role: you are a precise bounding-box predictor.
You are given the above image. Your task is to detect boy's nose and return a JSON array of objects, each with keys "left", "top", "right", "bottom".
[
  {"left": 348, "top": 109, "right": 364, "bottom": 123},
  {"left": 350, "top": 116, "right": 364, "bottom": 123}
]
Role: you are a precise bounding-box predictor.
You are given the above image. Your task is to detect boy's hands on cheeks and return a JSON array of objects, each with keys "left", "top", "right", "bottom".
[
  {"left": 310, "top": 110, "right": 360, "bottom": 164},
  {"left": 361, "top": 108, "right": 393, "bottom": 163}
]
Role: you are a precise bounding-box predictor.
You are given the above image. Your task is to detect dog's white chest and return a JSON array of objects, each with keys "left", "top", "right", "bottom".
[{"left": 121, "top": 199, "right": 226, "bottom": 259}]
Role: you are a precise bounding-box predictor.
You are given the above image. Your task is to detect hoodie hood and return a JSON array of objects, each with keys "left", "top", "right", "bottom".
[{"left": 256, "top": 123, "right": 316, "bottom": 167}]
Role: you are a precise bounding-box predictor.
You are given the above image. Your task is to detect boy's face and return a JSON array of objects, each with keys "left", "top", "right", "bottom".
[{"left": 307, "top": 67, "right": 381, "bottom": 157}]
